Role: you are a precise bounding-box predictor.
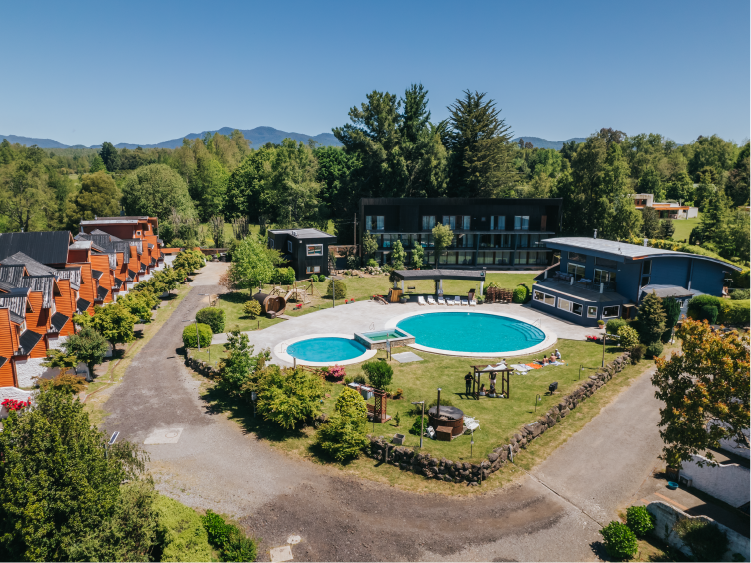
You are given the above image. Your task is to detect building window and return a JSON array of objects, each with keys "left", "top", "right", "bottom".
[
  {"left": 306, "top": 266, "right": 321, "bottom": 274},
  {"left": 306, "top": 244, "right": 323, "bottom": 256},
  {"left": 462, "top": 216, "right": 471, "bottom": 230},
  {"left": 641, "top": 260, "right": 652, "bottom": 287},
  {"left": 594, "top": 269, "right": 616, "bottom": 283},
  {"left": 490, "top": 216, "right": 506, "bottom": 230},
  {"left": 533, "top": 290, "right": 555, "bottom": 306},
  {"left": 567, "top": 263, "right": 586, "bottom": 280},
  {"left": 602, "top": 305, "right": 620, "bottom": 318},
  {"left": 365, "top": 215, "right": 384, "bottom": 231},
  {"left": 269, "top": 239, "right": 275, "bottom": 248},
  {"left": 442, "top": 216, "right": 456, "bottom": 229},
  {"left": 558, "top": 299, "right": 583, "bottom": 316},
  {"left": 136, "top": 231, "right": 141, "bottom": 236},
  {"left": 514, "top": 216, "right": 529, "bottom": 230},
  {"left": 455, "top": 233, "right": 474, "bottom": 248},
  {"left": 287, "top": 240, "right": 293, "bottom": 253},
  {"left": 568, "top": 251, "right": 586, "bottom": 263},
  {"left": 596, "top": 257, "right": 618, "bottom": 269},
  {"left": 422, "top": 215, "right": 435, "bottom": 230},
  {"left": 587, "top": 305, "right": 598, "bottom": 318}
]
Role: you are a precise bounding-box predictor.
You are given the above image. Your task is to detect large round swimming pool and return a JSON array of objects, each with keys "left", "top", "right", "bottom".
[
  {"left": 287, "top": 337, "right": 368, "bottom": 363},
  {"left": 396, "top": 312, "right": 546, "bottom": 354}
]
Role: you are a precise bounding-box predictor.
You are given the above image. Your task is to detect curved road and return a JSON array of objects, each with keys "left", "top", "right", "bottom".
[{"left": 102, "top": 263, "right": 664, "bottom": 562}]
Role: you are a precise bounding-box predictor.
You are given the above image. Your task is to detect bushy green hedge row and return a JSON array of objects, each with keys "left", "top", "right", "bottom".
[{"left": 688, "top": 295, "right": 750, "bottom": 325}]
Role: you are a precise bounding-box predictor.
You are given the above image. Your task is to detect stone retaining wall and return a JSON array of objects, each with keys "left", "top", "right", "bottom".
[
  {"left": 367, "top": 351, "right": 633, "bottom": 484},
  {"left": 184, "top": 354, "right": 221, "bottom": 379}
]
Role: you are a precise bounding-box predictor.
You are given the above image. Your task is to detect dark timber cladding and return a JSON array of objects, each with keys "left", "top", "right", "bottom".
[{"left": 359, "top": 197, "right": 562, "bottom": 270}]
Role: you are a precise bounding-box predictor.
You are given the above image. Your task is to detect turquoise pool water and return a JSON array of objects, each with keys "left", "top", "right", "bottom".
[
  {"left": 363, "top": 329, "right": 407, "bottom": 342},
  {"left": 396, "top": 312, "right": 545, "bottom": 353},
  {"left": 287, "top": 337, "right": 367, "bottom": 362}
]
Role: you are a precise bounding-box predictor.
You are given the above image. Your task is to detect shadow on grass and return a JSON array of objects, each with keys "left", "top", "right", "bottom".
[{"left": 219, "top": 291, "right": 248, "bottom": 305}]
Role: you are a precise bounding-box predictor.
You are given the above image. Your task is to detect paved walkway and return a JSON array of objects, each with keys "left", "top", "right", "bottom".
[{"left": 212, "top": 299, "right": 596, "bottom": 365}]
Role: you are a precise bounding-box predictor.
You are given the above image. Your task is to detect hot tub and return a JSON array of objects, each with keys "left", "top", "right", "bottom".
[{"left": 354, "top": 328, "right": 415, "bottom": 350}]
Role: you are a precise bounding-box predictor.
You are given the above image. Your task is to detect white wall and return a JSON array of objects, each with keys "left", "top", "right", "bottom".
[
  {"left": 164, "top": 254, "right": 177, "bottom": 267},
  {"left": 680, "top": 454, "right": 750, "bottom": 508},
  {"left": 14, "top": 357, "right": 49, "bottom": 388},
  {"left": 47, "top": 334, "right": 68, "bottom": 351},
  {"left": 0, "top": 387, "right": 34, "bottom": 418}
]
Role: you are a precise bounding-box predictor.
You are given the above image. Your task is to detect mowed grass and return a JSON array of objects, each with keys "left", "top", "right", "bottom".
[
  {"left": 671, "top": 213, "right": 700, "bottom": 242},
  {"left": 215, "top": 272, "right": 539, "bottom": 330}
]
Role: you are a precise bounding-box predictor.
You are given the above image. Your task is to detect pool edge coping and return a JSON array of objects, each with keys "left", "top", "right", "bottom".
[
  {"left": 274, "top": 333, "right": 378, "bottom": 367},
  {"left": 383, "top": 309, "right": 558, "bottom": 358}
]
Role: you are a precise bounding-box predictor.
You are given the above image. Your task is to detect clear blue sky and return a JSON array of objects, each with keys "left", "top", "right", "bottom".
[{"left": 1, "top": 0, "right": 748, "bottom": 147}]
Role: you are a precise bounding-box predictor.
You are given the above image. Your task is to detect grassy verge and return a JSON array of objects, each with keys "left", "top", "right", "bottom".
[
  {"left": 670, "top": 214, "right": 700, "bottom": 243},
  {"left": 84, "top": 284, "right": 192, "bottom": 427}
]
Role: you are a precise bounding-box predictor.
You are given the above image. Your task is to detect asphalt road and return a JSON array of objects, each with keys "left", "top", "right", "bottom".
[{"left": 103, "top": 262, "right": 665, "bottom": 562}]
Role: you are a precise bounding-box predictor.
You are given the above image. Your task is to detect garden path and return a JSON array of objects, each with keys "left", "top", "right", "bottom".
[{"left": 102, "top": 262, "right": 664, "bottom": 562}]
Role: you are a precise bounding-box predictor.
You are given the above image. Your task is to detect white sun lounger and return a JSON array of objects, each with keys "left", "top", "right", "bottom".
[
  {"left": 469, "top": 299, "right": 477, "bottom": 306},
  {"left": 461, "top": 299, "right": 468, "bottom": 306},
  {"left": 454, "top": 296, "right": 461, "bottom": 305},
  {"left": 446, "top": 297, "right": 455, "bottom": 306},
  {"left": 437, "top": 296, "right": 446, "bottom": 305},
  {"left": 417, "top": 296, "right": 426, "bottom": 306},
  {"left": 427, "top": 296, "right": 436, "bottom": 305}
]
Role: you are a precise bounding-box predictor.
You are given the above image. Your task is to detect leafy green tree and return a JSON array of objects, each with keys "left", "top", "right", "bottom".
[
  {"left": 411, "top": 240, "right": 424, "bottom": 269},
  {"left": 363, "top": 230, "right": 378, "bottom": 260},
  {"left": 636, "top": 291, "right": 666, "bottom": 344},
  {"left": 659, "top": 219, "right": 675, "bottom": 240},
  {"left": 99, "top": 142, "right": 120, "bottom": 172},
  {"left": 445, "top": 90, "right": 516, "bottom": 197},
  {"left": 223, "top": 146, "right": 275, "bottom": 220},
  {"left": 642, "top": 207, "right": 661, "bottom": 238},
  {"left": 432, "top": 222, "right": 453, "bottom": 268},
  {"left": 601, "top": 142, "right": 642, "bottom": 239},
  {"left": 90, "top": 153, "right": 106, "bottom": 173},
  {"left": 362, "top": 360, "right": 393, "bottom": 390},
  {"left": 315, "top": 387, "right": 369, "bottom": 461},
  {"left": 118, "top": 292, "right": 155, "bottom": 323},
  {"left": 228, "top": 235, "right": 275, "bottom": 290},
  {"left": 686, "top": 134, "right": 739, "bottom": 181},
  {"left": 665, "top": 169, "right": 695, "bottom": 204},
  {"left": 0, "top": 388, "right": 150, "bottom": 561},
  {"left": 599, "top": 521, "right": 638, "bottom": 560},
  {"left": 41, "top": 348, "right": 80, "bottom": 377},
  {"left": 89, "top": 303, "right": 138, "bottom": 350},
  {"left": 617, "top": 325, "right": 640, "bottom": 350},
  {"left": 65, "top": 171, "right": 121, "bottom": 230},
  {"left": 652, "top": 319, "right": 749, "bottom": 467},
  {"left": 314, "top": 145, "right": 361, "bottom": 215},
  {"left": 64, "top": 325, "right": 109, "bottom": 380},
  {"left": 217, "top": 330, "right": 266, "bottom": 397},
  {"left": 121, "top": 164, "right": 195, "bottom": 222},
  {"left": 661, "top": 297, "right": 681, "bottom": 342},
  {"left": 725, "top": 142, "right": 750, "bottom": 207},
  {"left": 673, "top": 519, "right": 728, "bottom": 562},
  {"left": 255, "top": 365, "right": 324, "bottom": 429},
  {"left": 390, "top": 239, "right": 406, "bottom": 270},
  {"left": 0, "top": 158, "right": 53, "bottom": 233},
  {"left": 637, "top": 165, "right": 665, "bottom": 201}
]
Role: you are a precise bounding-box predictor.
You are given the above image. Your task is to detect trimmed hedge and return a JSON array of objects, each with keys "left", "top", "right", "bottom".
[
  {"left": 182, "top": 323, "right": 213, "bottom": 348},
  {"left": 326, "top": 279, "right": 347, "bottom": 298},
  {"left": 272, "top": 267, "right": 296, "bottom": 285},
  {"left": 196, "top": 307, "right": 225, "bottom": 334},
  {"left": 719, "top": 299, "right": 750, "bottom": 326},
  {"left": 154, "top": 495, "right": 212, "bottom": 562},
  {"left": 512, "top": 285, "right": 529, "bottom": 303},
  {"left": 606, "top": 318, "right": 627, "bottom": 335}
]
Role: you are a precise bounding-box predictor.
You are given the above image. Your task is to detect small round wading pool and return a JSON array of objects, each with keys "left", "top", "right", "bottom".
[
  {"left": 279, "top": 335, "right": 376, "bottom": 366},
  {"left": 386, "top": 311, "right": 555, "bottom": 357}
]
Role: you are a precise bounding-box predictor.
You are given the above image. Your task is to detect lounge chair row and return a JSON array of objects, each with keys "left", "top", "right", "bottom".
[{"left": 418, "top": 295, "right": 476, "bottom": 306}]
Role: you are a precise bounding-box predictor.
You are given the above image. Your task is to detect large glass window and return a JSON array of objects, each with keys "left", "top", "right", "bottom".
[
  {"left": 306, "top": 244, "right": 323, "bottom": 256},
  {"left": 596, "top": 257, "right": 618, "bottom": 269},
  {"left": 514, "top": 216, "right": 529, "bottom": 230},
  {"left": 587, "top": 305, "right": 598, "bottom": 318},
  {"left": 641, "top": 259, "right": 652, "bottom": 287},
  {"left": 462, "top": 215, "right": 471, "bottom": 230},
  {"left": 422, "top": 215, "right": 435, "bottom": 230},
  {"left": 490, "top": 216, "right": 506, "bottom": 230},
  {"left": 455, "top": 233, "right": 475, "bottom": 248},
  {"left": 558, "top": 299, "right": 583, "bottom": 316},
  {"left": 533, "top": 290, "right": 556, "bottom": 306},
  {"left": 568, "top": 251, "right": 586, "bottom": 263},
  {"left": 442, "top": 216, "right": 456, "bottom": 229},
  {"left": 365, "top": 215, "right": 384, "bottom": 231},
  {"left": 594, "top": 269, "right": 616, "bottom": 283},
  {"left": 602, "top": 305, "right": 620, "bottom": 318},
  {"left": 567, "top": 263, "right": 586, "bottom": 280},
  {"left": 479, "top": 234, "right": 492, "bottom": 248},
  {"left": 496, "top": 234, "right": 511, "bottom": 248}
]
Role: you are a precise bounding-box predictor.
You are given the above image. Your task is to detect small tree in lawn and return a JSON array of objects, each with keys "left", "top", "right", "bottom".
[
  {"left": 228, "top": 235, "right": 275, "bottom": 291},
  {"left": 652, "top": 318, "right": 749, "bottom": 468},
  {"left": 362, "top": 360, "right": 393, "bottom": 391},
  {"left": 255, "top": 365, "right": 324, "bottom": 429},
  {"left": 64, "top": 326, "right": 109, "bottom": 380},
  {"left": 161, "top": 266, "right": 180, "bottom": 294},
  {"left": 660, "top": 219, "right": 675, "bottom": 240},
  {"left": 432, "top": 223, "right": 453, "bottom": 268},
  {"left": 89, "top": 303, "right": 138, "bottom": 352},
  {"left": 315, "top": 387, "right": 369, "bottom": 462},
  {"left": 636, "top": 290, "right": 666, "bottom": 345},
  {"left": 411, "top": 240, "right": 424, "bottom": 270},
  {"left": 390, "top": 240, "right": 406, "bottom": 270},
  {"left": 363, "top": 230, "right": 378, "bottom": 260}
]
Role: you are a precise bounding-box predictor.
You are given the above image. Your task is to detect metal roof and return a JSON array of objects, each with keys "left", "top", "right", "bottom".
[
  {"left": 91, "top": 270, "right": 104, "bottom": 280},
  {"left": 0, "top": 265, "right": 26, "bottom": 287},
  {"left": 0, "top": 292, "right": 29, "bottom": 322},
  {"left": 19, "top": 276, "right": 57, "bottom": 308},
  {"left": 543, "top": 237, "right": 742, "bottom": 271},
  {"left": 81, "top": 219, "right": 139, "bottom": 225},
  {"left": 1, "top": 252, "right": 57, "bottom": 276},
  {"left": 56, "top": 267, "right": 81, "bottom": 290},
  {"left": 0, "top": 231, "right": 73, "bottom": 265},
  {"left": 18, "top": 330, "right": 43, "bottom": 355},
  {"left": 113, "top": 278, "right": 123, "bottom": 290},
  {"left": 639, "top": 284, "right": 696, "bottom": 300},
  {"left": 69, "top": 240, "right": 92, "bottom": 250},
  {"left": 269, "top": 228, "right": 337, "bottom": 240},
  {"left": 127, "top": 270, "right": 137, "bottom": 281},
  {"left": 76, "top": 298, "right": 91, "bottom": 313},
  {"left": 50, "top": 312, "right": 69, "bottom": 333},
  {"left": 392, "top": 269, "right": 486, "bottom": 281},
  {"left": 96, "top": 286, "right": 109, "bottom": 301},
  {"left": 0, "top": 281, "right": 16, "bottom": 292}
]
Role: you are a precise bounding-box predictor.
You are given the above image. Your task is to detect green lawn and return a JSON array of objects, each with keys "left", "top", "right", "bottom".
[
  {"left": 671, "top": 213, "right": 700, "bottom": 242},
  {"left": 199, "top": 338, "right": 626, "bottom": 464}
]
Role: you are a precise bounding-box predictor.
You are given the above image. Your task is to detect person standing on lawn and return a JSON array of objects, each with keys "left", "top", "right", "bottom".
[{"left": 464, "top": 372, "right": 472, "bottom": 396}]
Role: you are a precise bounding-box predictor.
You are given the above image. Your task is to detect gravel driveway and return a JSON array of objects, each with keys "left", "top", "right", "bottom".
[{"left": 102, "top": 262, "right": 664, "bottom": 562}]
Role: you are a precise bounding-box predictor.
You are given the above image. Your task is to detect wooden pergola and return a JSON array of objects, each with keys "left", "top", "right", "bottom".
[{"left": 470, "top": 364, "right": 512, "bottom": 399}]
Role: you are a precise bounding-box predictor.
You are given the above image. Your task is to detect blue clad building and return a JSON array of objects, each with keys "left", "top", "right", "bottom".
[{"left": 531, "top": 237, "right": 741, "bottom": 326}]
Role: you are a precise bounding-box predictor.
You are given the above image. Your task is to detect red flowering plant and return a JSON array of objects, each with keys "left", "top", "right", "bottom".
[
  {"left": 2, "top": 398, "right": 30, "bottom": 412},
  {"left": 320, "top": 364, "right": 346, "bottom": 382}
]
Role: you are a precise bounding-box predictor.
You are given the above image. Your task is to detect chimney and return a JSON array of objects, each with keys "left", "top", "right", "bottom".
[
  {"left": 643, "top": 238, "right": 648, "bottom": 247},
  {"left": 593, "top": 229, "right": 598, "bottom": 239}
]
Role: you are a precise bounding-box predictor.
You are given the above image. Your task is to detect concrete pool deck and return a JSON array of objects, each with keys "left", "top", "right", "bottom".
[{"left": 211, "top": 300, "right": 599, "bottom": 366}]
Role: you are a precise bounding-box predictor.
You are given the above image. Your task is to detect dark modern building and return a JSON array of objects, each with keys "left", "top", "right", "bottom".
[
  {"left": 531, "top": 237, "right": 741, "bottom": 326},
  {"left": 358, "top": 198, "right": 563, "bottom": 269},
  {"left": 268, "top": 228, "right": 336, "bottom": 280}
]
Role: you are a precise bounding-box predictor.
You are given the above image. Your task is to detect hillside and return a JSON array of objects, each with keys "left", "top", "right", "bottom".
[{"left": 512, "top": 137, "right": 587, "bottom": 150}]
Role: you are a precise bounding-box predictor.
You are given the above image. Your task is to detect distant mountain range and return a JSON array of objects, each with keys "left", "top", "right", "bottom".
[
  {"left": 0, "top": 126, "right": 343, "bottom": 150},
  {"left": 511, "top": 137, "right": 587, "bottom": 150},
  {"left": 1, "top": 129, "right": 587, "bottom": 152}
]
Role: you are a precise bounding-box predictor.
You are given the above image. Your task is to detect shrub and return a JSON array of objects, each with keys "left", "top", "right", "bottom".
[
  {"left": 243, "top": 299, "right": 262, "bottom": 318},
  {"left": 201, "top": 509, "right": 235, "bottom": 548},
  {"left": 272, "top": 267, "right": 295, "bottom": 285},
  {"left": 196, "top": 307, "right": 225, "bottom": 334},
  {"left": 719, "top": 299, "right": 750, "bottom": 325},
  {"left": 673, "top": 518, "right": 728, "bottom": 562},
  {"left": 606, "top": 318, "right": 627, "bottom": 335},
  {"left": 687, "top": 294, "right": 723, "bottom": 317},
  {"left": 693, "top": 304, "right": 718, "bottom": 324},
  {"left": 315, "top": 387, "right": 368, "bottom": 461},
  {"left": 367, "top": 259, "right": 378, "bottom": 268},
  {"left": 626, "top": 506, "right": 655, "bottom": 537},
  {"left": 155, "top": 495, "right": 212, "bottom": 562},
  {"left": 512, "top": 284, "right": 529, "bottom": 303},
  {"left": 617, "top": 326, "right": 640, "bottom": 350},
  {"left": 221, "top": 532, "right": 257, "bottom": 563},
  {"left": 182, "top": 323, "right": 213, "bottom": 348},
  {"left": 645, "top": 341, "right": 664, "bottom": 359},
  {"left": 730, "top": 288, "right": 750, "bottom": 300},
  {"left": 483, "top": 281, "right": 499, "bottom": 296},
  {"left": 599, "top": 521, "right": 638, "bottom": 560},
  {"left": 630, "top": 344, "right": 646, "bottom": 363},
  {"left": 353, "top": 374, "right": 367, "bottom": 385},
  {"left": 409, "top": 415, "right": 427, "bottom": 435},
  {"left": 326, "top": 279, "right": 347, "bottom": 298},
  {"left": 37, "top": 373, "right": 88, "bottom": 394},
  {"left": 201, "top": 510, "right": 257, "bottom": 562},
  {"left": 346, "top": 255, "right": 360, "bottom": 270},
  {"left": 323, "top": 365, "right": 345, "bottom": 381},
  {"left": 255, "top": 366, "right": 324, "bottom": 429},
  {"left": 362, "top": 360, "right": 393, "bottom": 390}
]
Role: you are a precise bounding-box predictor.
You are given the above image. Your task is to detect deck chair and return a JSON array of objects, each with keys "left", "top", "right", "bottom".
[
  {"left": 437, "top": 296, "right": 446, "bottom": 305},
  {"left": 469, "top": 298, "right": 477, "bottom": 306},
  {"left": 454, "top": 296, "right": 461, "bottom": 305},
  {"left": 427, "top": 296, "right": 436, "bottom": 305},
  {"left": 417, "top": 295, "right": 426, "bottom": 306},
  {"left": 461, "top": 298, "right": 468, "bottom": 306},
  {"left": 425, "top": 426, "right": 436, "bottom": 439},
  {"left": 446, "top": 296, "right": 455, "bottom": 306}
]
